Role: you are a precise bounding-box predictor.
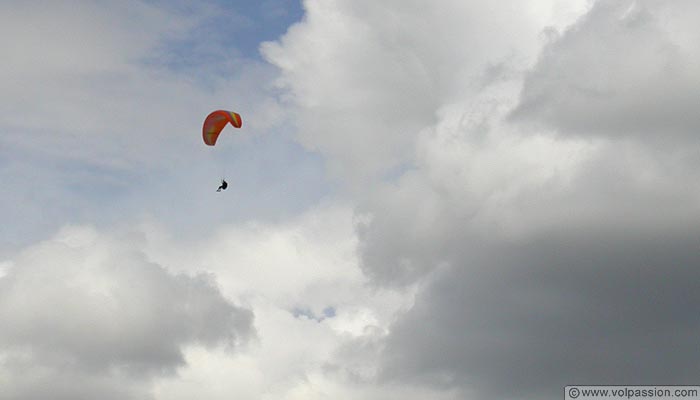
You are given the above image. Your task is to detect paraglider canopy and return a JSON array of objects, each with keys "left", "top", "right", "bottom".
[{"left": 203, "top": 110, "right": 242, "bottom": 146}]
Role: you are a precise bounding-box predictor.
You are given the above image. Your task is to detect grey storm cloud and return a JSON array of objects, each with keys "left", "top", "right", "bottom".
[
  {"left": 360, "top": 2, "right": 700, "bottom": 399},
  {"left": 0, "top": 226, "right": 254, "bottom": 399},
  {"left": 380, "top": 229, "right": 700, "bottom": 399}
]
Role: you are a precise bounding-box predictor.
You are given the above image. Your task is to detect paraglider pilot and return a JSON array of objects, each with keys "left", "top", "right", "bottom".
[{"left": 217, "top": 179, "right": 228, "bottom": 192}]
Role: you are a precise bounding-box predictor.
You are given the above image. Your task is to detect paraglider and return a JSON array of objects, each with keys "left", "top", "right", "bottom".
[
  {"left": 203, "top": 110, "right": 242, "bottom": 192},
  {"left": 203, "top": 110, "right": 242, "bottom": 146}
]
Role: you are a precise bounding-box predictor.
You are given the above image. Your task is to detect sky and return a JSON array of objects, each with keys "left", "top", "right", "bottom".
[{"left": 2, "top": 0, "right": 700, "bottom": 399}]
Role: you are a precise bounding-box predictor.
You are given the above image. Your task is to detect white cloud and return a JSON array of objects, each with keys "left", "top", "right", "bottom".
[
  {"left": 0, "top": 225, "right": 253, "bottom": 399},
  {"left": 262, "top": 0, "right": 589, "bottom": 185},
  {"left": 144, "top": 204, "right": 428, "bottom": 399}
]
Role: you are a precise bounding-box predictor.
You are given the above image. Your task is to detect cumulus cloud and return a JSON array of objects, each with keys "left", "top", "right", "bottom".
[
  {"left": 264, "top": 0, "right": 700, "bottom": 399},
  {"left": 262, "top": 0, "right": 585, "bottom": 185},
  {"left": 0, "top": 225, "right": 253, "bottom": 399}
]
